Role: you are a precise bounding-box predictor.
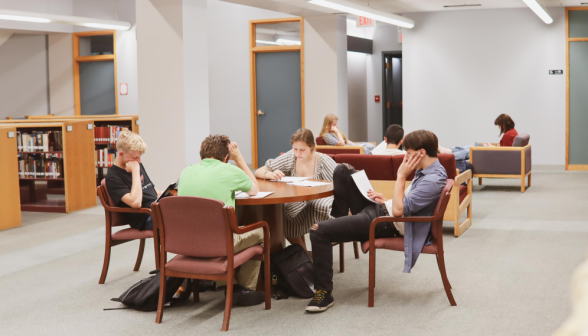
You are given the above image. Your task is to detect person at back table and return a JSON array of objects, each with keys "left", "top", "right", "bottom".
[
  {"left": 106, "top": 129, "right": 161, "bottom": 231},
  {"left": 255, "top": 128, "right": 337, "bottom": 255},
  {"left": 305, "top": 130, "right": 447, "bottom": 313},
  {"left": 177, "top": 135, "right": 265, "bottom": 307},
  {"left": 320, "top": 113, "right": 376, "bottom": 154},
  {"left": 438, "top": 113, "right": 519, "bottom": 160},
  {"left": 372, "top": 124, "right": 407, "bottom": 156}
]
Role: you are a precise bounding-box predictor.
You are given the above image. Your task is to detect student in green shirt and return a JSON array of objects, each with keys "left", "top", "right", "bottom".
[{"left": 178, "top": 135, "right": 264, "bottom": 306}]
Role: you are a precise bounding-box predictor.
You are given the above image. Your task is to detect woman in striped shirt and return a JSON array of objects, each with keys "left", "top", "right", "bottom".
[{"left": 255, "top": 128, "right": 337, "bottom": 254}]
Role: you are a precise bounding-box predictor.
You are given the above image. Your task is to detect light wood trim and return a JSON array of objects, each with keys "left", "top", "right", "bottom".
[
  {"left": 567, "top": 164, "right": 588, "bottom": 171},
  {"left": 74, "top": 55, "right": 115, "bottom": 62},
  {"left": 315, "top": 145, "right": 365, "bottom": 154},
  {"left": 25, "top": 114, "right": 137, "bottom": 119},
  {"left": 0, "top": 126, "right": 22, "bottom": 230},
  {"left": 371, "top": 180, "right": 411, "bottom": 199},
  {"left": 62, "top": 121, "right": 97, "bottom": 212},
  {"left": 250, "top": 17, "right": 303, "bottom": 24},
  {"left": 469, "top": 145, "right": 528, "bottom": 151},
  {"left": 26, "top": 114, "right": 54, "bottom": 119},
  {"left": 565, "top": 7, "right": 588, "bottom": 170},
  {"left": 455, "top": 169, "right": 472, "bottom": 186},
  {"left": 249, "top": 17, "right": 304, "bottom": 169},
  {"left": 73, "top": 30, "right": 118, "bottom": 116},
  {"left": 455, "top": 218, "right": 472, "bottom": 237},
  {"left": 472, "top": 173, "right": 530, "bottom": 179},
  {"left": 459, "top": 194, "right": 472, "bottom": 216},
  {"left": 252, "top": 45, "right": 302, "bottom": 53}
]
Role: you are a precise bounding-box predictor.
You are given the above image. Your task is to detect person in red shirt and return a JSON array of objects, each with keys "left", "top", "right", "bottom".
[
  {"left": 496, "top": 114, "right": 518, "bottom": 147},
  {"left": 438, "top": 114, "right": 518, "bottom": 160}
]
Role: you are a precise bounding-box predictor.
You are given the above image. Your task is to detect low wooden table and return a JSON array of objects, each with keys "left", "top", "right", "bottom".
[{"left": 236, "top": 179, "right": 333, "bottom": 253}]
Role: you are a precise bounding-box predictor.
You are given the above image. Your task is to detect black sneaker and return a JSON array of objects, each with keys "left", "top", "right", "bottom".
[{"left": 306, "top": 290, "right": 334, "bottom": 313}]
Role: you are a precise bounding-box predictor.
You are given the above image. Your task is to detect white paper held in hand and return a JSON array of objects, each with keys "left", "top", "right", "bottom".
[
  {"left": 350, "top": 170, "right": 379, "bottom": 204},
  {"left": 287, "top": 180, "right": 331, "bottom": 187}
]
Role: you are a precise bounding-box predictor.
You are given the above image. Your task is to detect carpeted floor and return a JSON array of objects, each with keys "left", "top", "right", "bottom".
[{"left": 0, "top": 172, "right": 587, "bottom": 335}]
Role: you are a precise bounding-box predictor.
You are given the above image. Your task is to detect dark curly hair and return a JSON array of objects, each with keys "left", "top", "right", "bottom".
[{"left": 200, "top": 134, "right": 231, "bottom": 161}]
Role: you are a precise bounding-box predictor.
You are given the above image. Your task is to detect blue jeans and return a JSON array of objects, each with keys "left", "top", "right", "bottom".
[
  {"left": 143, "top": 215, "right": 153, "bottom": 230},
  {"left": 451, "top": 146, "right": 472, "bottom": 161}
]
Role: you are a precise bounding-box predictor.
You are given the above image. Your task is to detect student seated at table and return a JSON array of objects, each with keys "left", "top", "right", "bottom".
[
  {"left": 438, "top": 113, "right": 519, "bottom": 160},
  {"left": 255, "top": 128, "right": 337, "bottom": 254},
  {"left": 178, "top": 135, "right": 264, "bottom": 306},
  {"left": 320, "top": 113, "right": 376, "bottom": 154},
  {"left": 371, "top": 124, "right": 407, "bottom": 156},
  {"left": 106, "top": 129, "right": 161, "bottom": 231},
  {"left": 306, "top": 130, "right": 447, "bottom": 313}
]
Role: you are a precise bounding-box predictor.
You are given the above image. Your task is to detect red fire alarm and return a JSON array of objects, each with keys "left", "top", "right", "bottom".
[{"left": 375, "top": 95, "right": 380, "bottom": 102}]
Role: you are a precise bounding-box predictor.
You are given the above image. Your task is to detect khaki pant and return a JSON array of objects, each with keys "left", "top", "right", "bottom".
[{"left": 216, "top": 227, "right": 264, "bottom": 291}]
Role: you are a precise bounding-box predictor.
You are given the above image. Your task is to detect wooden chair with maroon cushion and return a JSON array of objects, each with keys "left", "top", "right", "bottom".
[
  {"left": 151, "top": 196, "right": 271, "bottom": 332},
  {"left": 364, "top": 179, "right": 456, "bottom": 307},
  {"left": 96, "top": 179, "right": 160, "bottom": 284}
]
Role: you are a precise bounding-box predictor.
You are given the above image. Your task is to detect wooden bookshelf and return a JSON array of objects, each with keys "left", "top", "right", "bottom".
[
  {"left": 0, "top": 115, "right": 139, "bottom": 186},
  {"left": 0, "top": 126, "right": 22, "bottom": 230},
  {"left": 2, "top": 121, "right": 96, "bottom": 213}
]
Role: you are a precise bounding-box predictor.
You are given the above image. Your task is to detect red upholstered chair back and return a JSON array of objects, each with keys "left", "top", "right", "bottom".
[
  {"left": 430, "top": 179, "right": 455, "bottom": 242},
  {"left": 316, "top": 136, "right": 327, "bottom": 145},
  {"left": 99, "top": 178, "right": 127, "bottom": 227},
  {"left": 157, "top": 196, "right": 230, "bottom": 258},
  {"left": 391, "top": 154, "right": 456, "bottom": 181},
  {"left": 334, "top": 154, "right": 395, "bottom": 180}
]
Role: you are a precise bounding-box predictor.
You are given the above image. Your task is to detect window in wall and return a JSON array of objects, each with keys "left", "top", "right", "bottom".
[{"left": 73, "top": 31, "right": 118, "bottom": 115}]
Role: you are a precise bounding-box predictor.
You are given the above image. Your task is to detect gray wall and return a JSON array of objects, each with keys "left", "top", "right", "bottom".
[
  {"left": 403, "top": 8, "right": 565, "bottom": 165},
  {"left": 347, "top": 51, "right": 368, "bottom": 141},
  {"left": 0, "top": 34, "right": 48, "bottom": 119}
]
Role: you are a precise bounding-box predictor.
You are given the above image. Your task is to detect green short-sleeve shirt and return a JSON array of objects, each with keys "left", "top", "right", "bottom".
[{"left": 177, "top": 159, "right": 253, "bottom": 208}]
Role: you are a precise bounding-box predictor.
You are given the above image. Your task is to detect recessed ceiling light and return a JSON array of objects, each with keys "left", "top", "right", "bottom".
[{"left": 444, "top": 4, "right": 482, "bottom": 8}]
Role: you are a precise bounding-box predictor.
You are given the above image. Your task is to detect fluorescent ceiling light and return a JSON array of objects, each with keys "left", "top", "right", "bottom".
[
  {"left": 276, "top": 38, "right": 301, "bottom": 45},
  {"left": 521, "top": 0, "right": 553, "bottom": 24},
  {"left": 308, "top": 0, "right": 414, "bottom": 28},
  {"left": 0, "top": 14, "right": 50, "bottom": 23},
  {"left": 0, "top": 9, "right": 131, "bottom": 30}
]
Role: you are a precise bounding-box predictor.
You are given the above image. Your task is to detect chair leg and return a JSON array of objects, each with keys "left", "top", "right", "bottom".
[
  {"left": 264, "top": 256, "right": 271, "bottom": 310},
  {"left": 155, "top": 267, "right": 167, "bottom": 323},
  {"left": 521, "top": 176, "right": 526, "bottom": 192},
  {"left": 368, "top": 248, "right": 376, "bottom": 307},
  {"left": 478, "top": 177, "right": 482, "bottom": 185},
  {"left": 99, "top": 241, "right": 112, "bottom": 284},
  {"left": 193, "top": 279, "right": 199, "bottom": 303},
  {"left": 133, "top": 239, "right": 145, "bottom": 272},
  {"left": 339, "top": 243, "right": 345, "bottom": 273},
  {"left": 528, "top": 173, "right": 532, "bottom": 187},
  {"left": 222, "top": 273, "right": 234, "bottom": 332},
  {"left": 353, "top": 241, "right": 360, "bottom": 259},
  {"left": 153, "top": 237, "right": 160, "bottom": 270},
  {"left": 436, "top": 254, "right": 456, "bottom": 306}
]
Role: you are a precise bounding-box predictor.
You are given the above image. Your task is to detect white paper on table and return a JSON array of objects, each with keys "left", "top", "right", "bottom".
[
  {"left": 271, "top": 176, "right": 310, "bottom": 183},
  {"left": 287, "top": 180, "right": 331, "bottom": 187},
  {"left": 350, "top": 170, "right": 378, "bottom": 204},
  {"left": 235, "top": 191, "right": 274, "bottom": 199}
]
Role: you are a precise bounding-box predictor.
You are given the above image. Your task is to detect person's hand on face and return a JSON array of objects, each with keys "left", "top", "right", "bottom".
[
  {"left": 398, "top": 151, "right": 424, "bottom": 179},
  {"left": 268, "top": 169, "right": 285, "bottom": 181},
  {"left": 228, "top": 142, "right": 243, "bottom": 161},
  {"left": 126, "top": 160, "right": 140, "bottom": 174},
  {"left": 367, "top": 189, "right": 386, "bottom": 204},
  {"left": 330, "top": 125, "right": 339, "bottom": 133}
]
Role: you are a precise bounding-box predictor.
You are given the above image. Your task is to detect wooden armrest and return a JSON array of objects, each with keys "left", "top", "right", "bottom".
[
  {"left": 232, "top": 221, "right": 269, "bottom": 235},
  {"left": 470, "top": 146, "right": 524, "bottom": 151},
  {"left": 315, "top": 145, "right": 365, "bottom": 154},
  {"left": 455, "top": 169, "right": 472, "bottom": 186},
  {"left": 106, "top": 206, "right": 152, "bottom": 215}
]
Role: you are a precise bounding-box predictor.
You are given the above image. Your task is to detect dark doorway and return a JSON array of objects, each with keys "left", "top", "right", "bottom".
[{"left": 382, "top": 51, "right": 402, "bottom": 136}]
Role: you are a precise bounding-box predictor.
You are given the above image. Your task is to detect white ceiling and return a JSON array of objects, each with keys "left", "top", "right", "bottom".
[{"left": 222, "top": 0, "right": 586, "bottom": 18}]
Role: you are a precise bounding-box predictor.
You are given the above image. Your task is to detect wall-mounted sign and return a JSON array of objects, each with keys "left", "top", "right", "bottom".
[
  {"left": 120, "top": 83, "right": 128, "bottom": 95},
  {"left": 357, "top": 16, "right": 375, "bottom": 28},
  {"left": 549, "top": 70, "right": 563, "bottom": 75},
  {"left": 375, "top": 95, "right": 380, "bottom": 102}
]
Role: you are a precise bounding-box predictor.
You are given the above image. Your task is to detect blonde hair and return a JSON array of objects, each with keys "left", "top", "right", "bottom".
[
  {"left": 320, "top": 113, "right": 348, "bottom": 143},
  {"left": 116, "top": 128, "right": 147, "bottom": 154}
]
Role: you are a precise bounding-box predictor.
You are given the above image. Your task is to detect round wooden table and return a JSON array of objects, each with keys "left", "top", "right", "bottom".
[{"left": 236, "top": 179, "right": 333, "bottom": 253}]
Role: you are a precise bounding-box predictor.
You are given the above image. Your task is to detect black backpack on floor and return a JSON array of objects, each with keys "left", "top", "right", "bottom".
[
  {"left": 270, "top": 244, "right": 315, "bottom": 299},
  {"left": 110, "top": 270, "right": 185, "bottom": 311}
]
